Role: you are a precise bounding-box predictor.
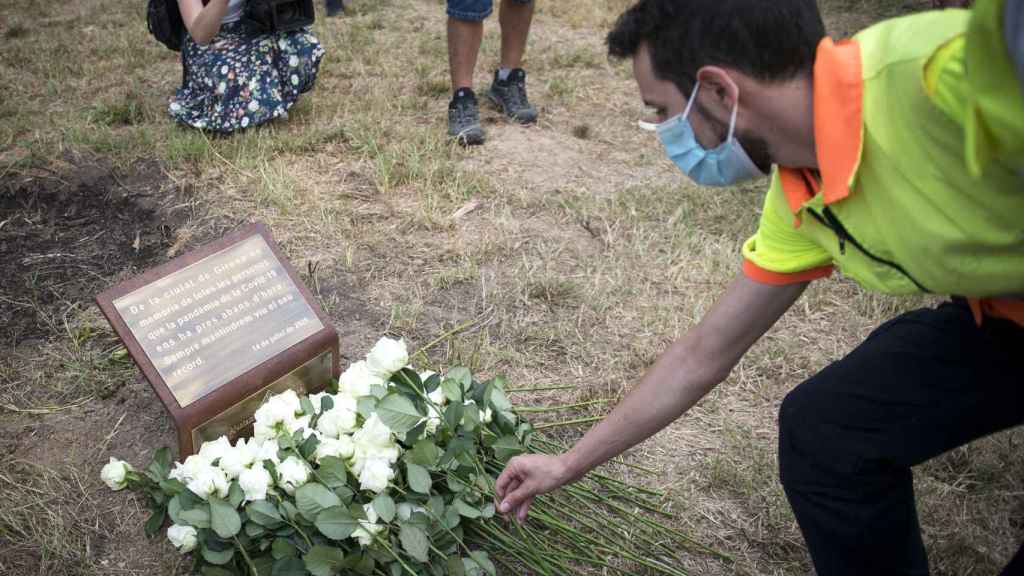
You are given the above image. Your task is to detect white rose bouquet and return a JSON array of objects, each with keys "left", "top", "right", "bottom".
[{"left": 105, "top": 336, "right": 722, "bottom": 575}]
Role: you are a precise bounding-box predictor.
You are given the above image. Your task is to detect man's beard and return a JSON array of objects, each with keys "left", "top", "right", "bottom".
[{"left": 736, "top": 131, "right": 772, "bottom": 174}]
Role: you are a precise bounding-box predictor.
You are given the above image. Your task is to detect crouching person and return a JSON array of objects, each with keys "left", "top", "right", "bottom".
[{"left": 170, "top": 0, "right": 325, "bottom": 132}]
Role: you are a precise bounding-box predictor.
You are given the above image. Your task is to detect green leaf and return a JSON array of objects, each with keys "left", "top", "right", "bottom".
[
  {"left": 443, "top": 505, "right": 461, "bottom": 529},
  {"left": 245, "top": 521, "right": 267, "bottom": 538},
  {"left": 405, "top": 463, "right": 431, "bottom": 494},
  {"left": 485, "top": 384, "right": 512, "bottom": 413},
  {"left": 371, "top": 494, "right": 396, "bottom": 523},
  {"left": 201, "top": 566, "right": 236, "bottom": 576},
  {"left": 491, "top": 435, "right": 525, "bottom": 461},
  {"left": 376, "top": 394, "right": 424, "bottom": 434},
  {"left": 304, "top": 545, "right": 346, "bottom": 576},
  {"left": 314, "top": 505, "right": 359, "bottom": 540},
  {"left": 399, "top": 523, "right": 430, "bottom": 563},
  {"left": 447, "top": 556, "right": 466, "bottom": 576},
  {"left": 446, "top": 367, "right": 472, "bottom": 391},
  {"left": 370, "top": 384, "right": 388, "bottom": 399},
  {"left": 159, "top": 478, "right": 187, "bottom": 496},
  {"left": 320, "top": 395, "right": 335, "bottom": 413},
  {"left": 356, "top": 397, "right": 378, "bottom": 419},
  {"left": 391, "top": 368, "right": 423, "bottom": 393},
  {"left": 423, "top": 373, "right": 441, "bottom": 393},
  {"left": 179, "top": 505, "right": 211, "bottom": 528},
  {"left": 406, "top": 439, "right": 441, "bottom": 469},
  {"left": 300, "top": 396, "right": 316, "bottom": 417},
  {"left": 144, "top": 507, "right": 166, "bottom": 537},
  {"left": 453, "top": 499, "right": 481, "bottom": 519},
  {"left": 272, "top": 537, "right": 298, "bottom": 559},
  {"left": 317, "top": 457, "right": 348, "bottom": 488},
  {"left": 201, "top": 544, "right": 235, "bottom": 565},
  {"left": 247, "top": 500, "right": 284, "bottom": 527},
  {"left": 333, "top": 485, "right": 355, "bottom": 504},
  {"left": 463, "top": 551, "right": 496, "bottom": 576},
  {"left": 295, "top": 483, "right": 341, "bottom": 521},
  {"left": 253, "top": 555, "right": 275, "bottom": 576},
  {"left": 462, "top": 403, "right": 479, "bottom": 431},
  {"left": 444, "top": 402, "right": 464, "bottom": 432},
  {"left": 168, "top": 495, "right": 183, "bottom": 524},
  {"left": 440, "top": 378, "right": 463, "bottom": 404},
  {"left": 271, "top": 556, "right": 308, "bottom": 576},
  {"left": 480, "top": 503, "right": 495, "bottom": 519},
  {"left": 228, "top": 481, "right": 245, "bottom": 509},
  {"left": 209, "top": 496, "right": 242, "bottom": 538},
  {"left": 299, "top": 434, "right": 320, "bottom": 461}
]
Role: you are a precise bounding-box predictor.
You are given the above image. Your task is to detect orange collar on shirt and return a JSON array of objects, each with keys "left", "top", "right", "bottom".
[{"left": 778, "top": 37, "right": 865, "bottom": 219}]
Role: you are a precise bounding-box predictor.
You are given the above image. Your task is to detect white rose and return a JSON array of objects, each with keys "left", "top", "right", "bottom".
[
  {"left": 198, "top": 436, "right": 232, "bottom": 464},
  {"left": 167, "top": 523, "right": 198, "bottom": 553},
  {"left": 187, "top": 465, "right": 229, "bottom": 500},
  {"left": 339, "top": 361, "right": 384, "bottom": 399},
  {"left": 427, "top": 385, "right": 446, "bottom": 407},
  {"left": 218, "top": 437, "right": 259, "bottom": 479},
  {"left": 168, "top": 454, "right": 211, "bottom": 484},
  {"left": 366, "top": 337, "right": 409, "bottom": 378},
  {"left": 100, "top": 457, "right": 133, "bottom": 491},
  {"left": 253, "top": 390, "right": 302, "bottom": 441},
  {"left": 358, "top": 458, "right": 394, "bottom": 494},
  {"left": 276, "top": 456, "right": 310, "bottom": 495},
  {"left": 424, "top": 412, "right": 442, "bottom": 436},
  {"left": 316, "top": 404, "right": 357, "bottom": 439},
  {"left": 252, "top": 438, "right": 281, "bottom": 465},
  {"left": 351, "top": 414, "right": 400, "bottom": 475},
  {"left": 308, "top": 391, "right": 332, "bottom": 414},
  {"left": 351, "top": 503, "right": 384, "bottom": 547},
  {"left": 463, "top": 400, "right": 492, "bottom": 425},
  {"left": 285, "top": 414, "right": 315, "bottom": 439},
  {"left": 314, "top": 434, "right": 355, "bottom": 462},
  {"left": 238, "top": 464, "right": 273, "bottom": 502}
]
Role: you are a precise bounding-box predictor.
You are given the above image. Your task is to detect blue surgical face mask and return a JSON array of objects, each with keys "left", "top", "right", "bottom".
[{"left": 657, "top": 81, "right": 766, "bottom": 187}]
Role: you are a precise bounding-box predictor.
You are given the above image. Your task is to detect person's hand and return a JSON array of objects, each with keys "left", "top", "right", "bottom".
[{"left": 493, "top": 453, "right": 571, "bottom": 522}]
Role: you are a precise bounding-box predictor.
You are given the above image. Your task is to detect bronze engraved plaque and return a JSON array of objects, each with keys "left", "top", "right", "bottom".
[
  {"left": 96, "top": 223, "right": 340, "bottom": 457},
  {"left": 111, "top": 234, "right": 323, "bottom": 407}
]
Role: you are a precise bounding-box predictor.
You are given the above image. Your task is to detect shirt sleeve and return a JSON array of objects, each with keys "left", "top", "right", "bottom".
[{"left": 741, "top": 170, "right": 835, "bottom": 285}]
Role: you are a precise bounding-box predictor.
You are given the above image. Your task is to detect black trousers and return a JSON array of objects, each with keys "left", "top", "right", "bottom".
[{"left": 778, "top": 300, "right": 1024, "bottom": 575}]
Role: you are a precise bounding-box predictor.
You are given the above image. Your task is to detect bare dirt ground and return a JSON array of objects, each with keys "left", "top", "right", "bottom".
[{"left": 1, "top": 0, "right": 1021, "bottom": 575}]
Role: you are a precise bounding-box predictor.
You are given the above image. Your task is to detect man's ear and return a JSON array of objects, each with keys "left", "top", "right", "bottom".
[{"left": 695, "top": 66, "right": 739, "bottom": 114}]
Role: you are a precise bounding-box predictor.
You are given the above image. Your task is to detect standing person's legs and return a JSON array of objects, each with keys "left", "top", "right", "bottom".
[
  {"left": 446, "top": 0, "right": 490, "bottom": 144},
  {"left": 487, "top": 0, "right": 537, "bottom": 123},
  {"left": 498, "top": 0, "right": 534, "bottom": 71},
  {"left": 778, "top": 301, "right": 1024, "bottom": 576},
  {"left": 447, "top": 1, "right": 488, "bottom": 91}
]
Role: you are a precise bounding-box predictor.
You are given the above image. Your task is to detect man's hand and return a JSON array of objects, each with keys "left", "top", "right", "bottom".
[{"left": 494, "top": 454, "right": 571, "bottom": 522}]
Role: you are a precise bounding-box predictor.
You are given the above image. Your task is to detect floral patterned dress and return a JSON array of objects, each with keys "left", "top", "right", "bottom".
[{"left": 169, "top": 22, "right": 325, "bottom": 133}]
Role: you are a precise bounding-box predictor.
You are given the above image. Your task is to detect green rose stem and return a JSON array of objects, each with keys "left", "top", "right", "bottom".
[
  {"left": 369, "top": 530, "right": 419, "bottom": 576},
  {"left": 534, "top": 416, "right": 604, "bottom": 430},
  {"left": 530, "top": 435, "right": 660, "bottom": 475},
  {"left": 506, "top": 384, "right": 578, "bottom": 392},
  {"left": 233, "top": 536, "right": 260, "bottom": 575},
  {"left": 517, "top": 399, "right": 611, "bottom": 413},
  {"left": 409, "top": 317, "right": 479, "bottom": 363},
  {"left": 270, "top": 494, "right": 314, "bottom": 548}
]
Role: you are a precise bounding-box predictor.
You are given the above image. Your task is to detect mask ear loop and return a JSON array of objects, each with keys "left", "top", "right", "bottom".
[
  {"left": 725, "top": 94, "right": 739, "bottom": 143},
  {"left": 682, "top": 80, "right": 701, "bottom": 119}
]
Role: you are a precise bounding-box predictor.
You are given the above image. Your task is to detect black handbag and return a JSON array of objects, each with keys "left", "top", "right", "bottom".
[{"left": 242, "top": 0, "right": 316, "bottom": 34}]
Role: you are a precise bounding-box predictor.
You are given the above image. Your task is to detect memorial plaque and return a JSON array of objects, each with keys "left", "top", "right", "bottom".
[{"left": 96, "top": 223, "right": 339, "bottom": 456}]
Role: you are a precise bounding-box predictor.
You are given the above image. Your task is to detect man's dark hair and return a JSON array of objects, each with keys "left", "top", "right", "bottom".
[{"left": 607, "top": 0, "right": 826, "bottom": 93}]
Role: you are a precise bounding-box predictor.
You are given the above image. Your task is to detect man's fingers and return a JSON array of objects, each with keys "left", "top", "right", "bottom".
[
  {"left": 496, "top": 476, "right": 521, "bottom": 514},
  {"left": 494, "top": 457, "right": 523, "bottom": 498},
  {"left": 516, "top": 495, "right": 535, "bottom": 523},
  {"left": 499, "top": 479, "right": 535, "bottom": 515}
]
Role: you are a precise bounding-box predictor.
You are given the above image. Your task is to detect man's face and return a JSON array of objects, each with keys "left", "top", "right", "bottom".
[{"left": 633, "top": 43, "right": 773, "bottom": 174}]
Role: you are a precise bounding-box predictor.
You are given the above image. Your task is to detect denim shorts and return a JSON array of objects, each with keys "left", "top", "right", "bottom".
[{"left": 447, "top": 0, "right": 532, "bottom": 21}]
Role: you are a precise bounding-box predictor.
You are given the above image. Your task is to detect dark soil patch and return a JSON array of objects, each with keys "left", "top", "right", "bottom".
[{"left": 0, "top": 158, "right": 188, "bottom": 345}]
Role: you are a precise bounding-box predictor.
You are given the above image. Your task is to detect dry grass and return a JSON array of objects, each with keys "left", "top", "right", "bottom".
[{"left": 1, "top": 0, "right": 1021, "bottom": 574}]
